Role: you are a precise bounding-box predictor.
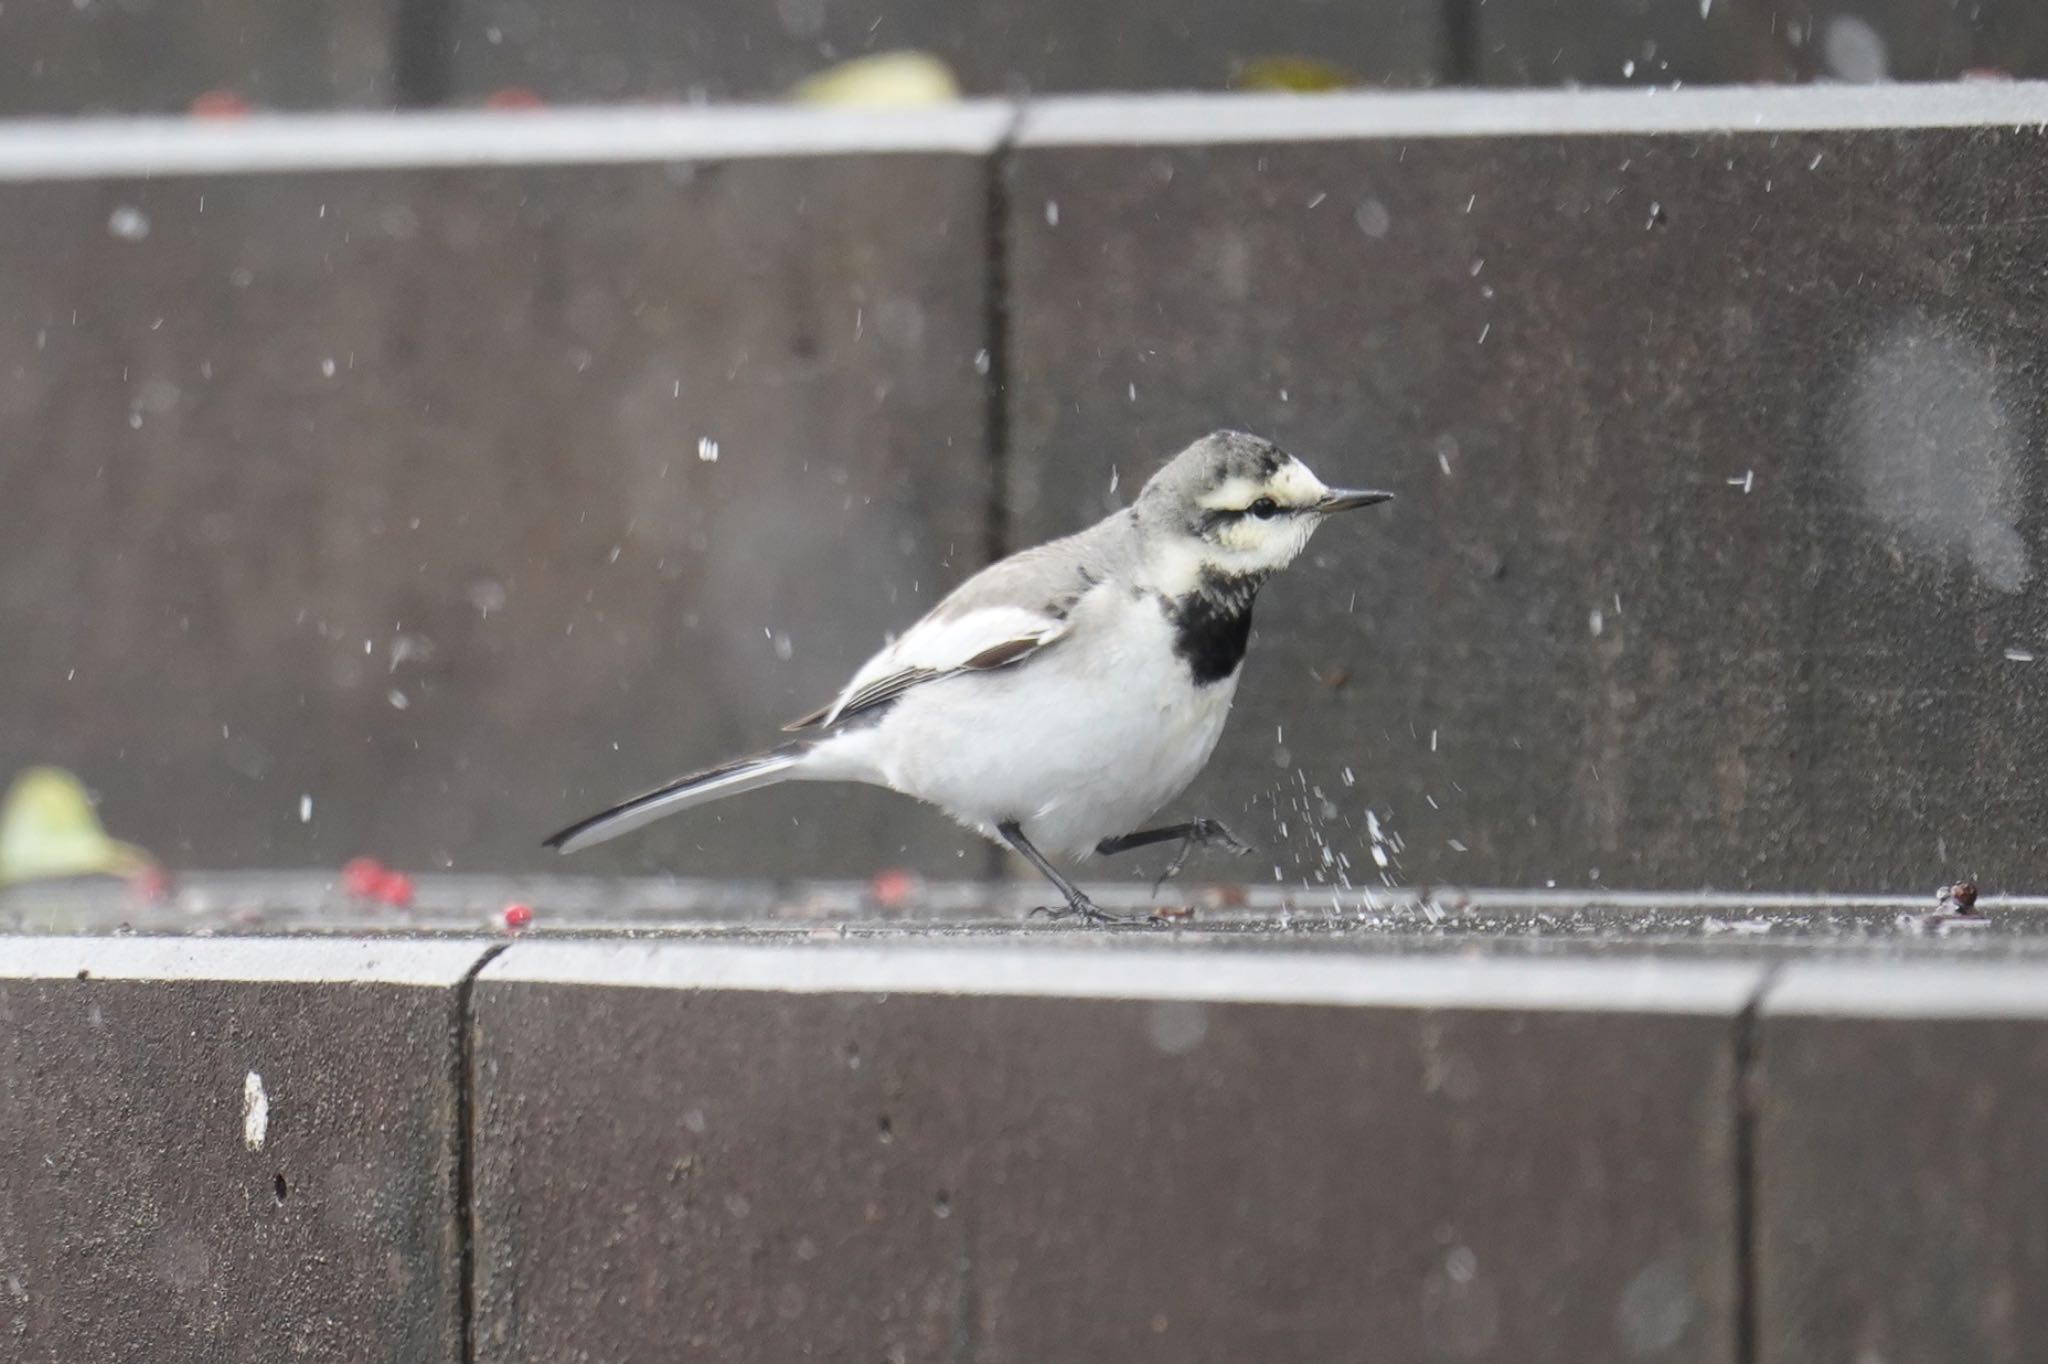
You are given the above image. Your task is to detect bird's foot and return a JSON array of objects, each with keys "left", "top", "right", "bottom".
[
  {"left": 1155, "top": 818, "right": 1255, "bottom": 891},
  {"left": 1029, "top": 896, "right": 1141, "bottom": 925}
]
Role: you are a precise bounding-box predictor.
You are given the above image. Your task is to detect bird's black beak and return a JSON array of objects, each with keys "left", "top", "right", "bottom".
[{"left": 1317, "top": 488, "right": 1396, "bottom": 513}]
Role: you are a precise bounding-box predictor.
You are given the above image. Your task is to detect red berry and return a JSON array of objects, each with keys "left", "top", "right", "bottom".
[
  {"left": 868, "top": 868, "right": 917, "bottom": 910},
  {"left": 129, "top": 864, "right": 170, "bottom": 905},
  {"left": 188, "top": 89, "right": 253, "bottom": 118},
  {"left": 483, "top": 87, "right": 546, "bottom": 110},
  {"left": 374, "top": 870, "right": 415, "bottom": 908},
  {"left": 341, "top": 857, "right": 385, "bottom": 898},
  {"left": 502, "top": 903, "right": 534, "bottom": 931}
]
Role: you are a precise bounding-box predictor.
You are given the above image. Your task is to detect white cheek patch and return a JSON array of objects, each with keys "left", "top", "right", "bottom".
[{"left": 1217, "top": 520, "right": 1262, "bottom": 554}]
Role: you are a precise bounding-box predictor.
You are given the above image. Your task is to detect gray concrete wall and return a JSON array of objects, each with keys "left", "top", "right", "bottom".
[
  {"left": 471, "top": 940, "right": 1754, "bottom": 1363},
  {"left": 1475, "top": 0, "right": 2048, "bottom": 85},
  {"left": 8, "top": 926, "right": 2048, "bottom": 1360},
  {"left": 7, "top": 0, "right": 2048, "bottom": 115},
  {"left": 1756, "top": 963, "right": 2048, "bottom": 1363},
  {"left": 446, "top": 0, "right": 1446, "bottom": 102},
  {"left": 0, "top": 111, "right": 1004, "bottom": 880},
  {"left": 0, "top": 0, "right": 402, "bottom": 116},
  {"left": 6, "top": 88, "right": 2048, "bottom": 890},
  {"left": 0, "top": 937, "right": 491, "bottom": 1363},
  {"left": 1005, "top": 86, "right": 2048, "bottom": 894}
]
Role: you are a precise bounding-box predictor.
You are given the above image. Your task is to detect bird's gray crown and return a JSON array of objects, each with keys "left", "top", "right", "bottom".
[
  {"left": 1138, "top": 430, "right": 1289, "bottom": 506},
  {"left": 1131, "top": 430, "right": 1295, "bottom": 531}
]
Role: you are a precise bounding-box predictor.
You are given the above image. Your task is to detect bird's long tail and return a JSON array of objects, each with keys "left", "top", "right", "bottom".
[{"left": 543, "top": 743, "right": 809, "bottom": 854}]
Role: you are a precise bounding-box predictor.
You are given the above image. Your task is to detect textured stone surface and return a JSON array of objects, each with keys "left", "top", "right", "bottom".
[
  {"left": 1756, "top": 962, "right": 2048, "bottom": 1364},
  {"left": 0, "top": 937, "right": 489, "bottom": 1363},
  {"left": 0, "top": 0, "right": 400, "bottom": 115},
  {"left": 1006, "top": 97, "right": 2048, "bottom": 892},
  {"left": 446, "top": 0, "right": 1443, "bottom": 104},
  {"left": 472, "top": 940, "right": 1755, "bottom": 1362},
  {"left": 1477, "top": 0, "right": 2048, "bottom": 86},
  {"left": 0, "top": 131, "right": 996, "bottom": 877}
]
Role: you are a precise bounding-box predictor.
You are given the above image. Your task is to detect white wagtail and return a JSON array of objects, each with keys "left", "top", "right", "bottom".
[{"left": 546, "top": 430, "right": 1393, "bottom": 921}]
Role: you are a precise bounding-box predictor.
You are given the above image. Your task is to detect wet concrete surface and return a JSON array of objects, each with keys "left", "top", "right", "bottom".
[{"left": 4, "top": 873, "right": 2045, "bottom": 956}]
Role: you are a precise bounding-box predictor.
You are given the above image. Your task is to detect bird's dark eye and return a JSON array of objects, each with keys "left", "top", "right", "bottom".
[{"left": 1249, "top": 497, "right": 1281, "bottom": 518}]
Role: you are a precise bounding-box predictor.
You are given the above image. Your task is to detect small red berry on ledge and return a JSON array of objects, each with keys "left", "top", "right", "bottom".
[
  {"left": 373, "top": 870, "right": 415, "bottom": 909},
  {"left": 341, "top": 857, "right": 385, "bottom": 899}
]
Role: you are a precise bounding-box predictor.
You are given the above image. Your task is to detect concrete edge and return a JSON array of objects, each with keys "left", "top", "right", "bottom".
[
  {"left": 1761, "top": 960, "right": 2048, "bottom": 1018},
  {"left": 0, "top": 935, "right": 495, "bottom": 985},
  {"left": 1016, "top": 82, "right": 2048, "bottom": 148},
  {"left": 0, "top": 100, "right": 1017, "bottom": 182},
  {"left": 478, "top": 939, "right": 1768, "bottom": 1014},
  {"left": 3, "top": 83, "right": 2048, "bottom": 185}
]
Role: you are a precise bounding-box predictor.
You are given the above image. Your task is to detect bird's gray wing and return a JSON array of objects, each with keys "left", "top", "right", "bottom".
[{"left": 783, "top": 533, "right": 1111, "bottom": 732}]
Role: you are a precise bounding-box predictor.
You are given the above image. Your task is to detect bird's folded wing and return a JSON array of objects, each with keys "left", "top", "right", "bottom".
[{"left": 784, "top": 601, "right": 1076, "bottom": 731}]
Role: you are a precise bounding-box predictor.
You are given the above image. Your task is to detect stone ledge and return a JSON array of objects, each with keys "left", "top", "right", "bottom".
[
  {"left": 0, "top": 937, "right": 494, "bottom": 1363},
  {"left": 470, "top": 937, "right": 1762, "bottom": 1362}
]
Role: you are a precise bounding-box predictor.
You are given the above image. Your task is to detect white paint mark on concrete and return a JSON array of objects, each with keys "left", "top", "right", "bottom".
[{"left": 243, "top": 1072, "right": 269, "bottom": 1151}]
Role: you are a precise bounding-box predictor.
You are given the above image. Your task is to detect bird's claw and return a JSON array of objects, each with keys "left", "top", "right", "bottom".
[
  {"left": 1154, "top": 819, "right": 1254, "bottom": 892},
  {"left": 1030, "top": 899, "right": 1141, "bottom": 925},
  {"left": 1196, "top": 818, "right": 1255, "bottom": 858}
]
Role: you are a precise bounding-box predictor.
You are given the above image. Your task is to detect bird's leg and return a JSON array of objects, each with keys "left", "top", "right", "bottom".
[
  {"left": 1097, "top": 818, "right": 1253, "bottom": 891},
  {"left": 999, "top": 821, "right": 1134, "bottom": 924}
]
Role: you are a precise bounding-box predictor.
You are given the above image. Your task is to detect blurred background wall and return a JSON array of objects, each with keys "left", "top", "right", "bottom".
[
  {"left": 3, "top": 0, "right": 2046, "bottom": 116},
  {"left": 2, "top": 2, "right": 2046, "bottom": 892}
]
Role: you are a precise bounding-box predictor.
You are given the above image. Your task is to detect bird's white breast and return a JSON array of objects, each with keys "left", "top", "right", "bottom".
[{"left": 844, "top": 583, "right": 1240, "bottom": 856}]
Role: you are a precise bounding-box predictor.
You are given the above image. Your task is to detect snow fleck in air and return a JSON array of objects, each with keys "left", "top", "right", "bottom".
[
  {"left": 697, "top": 436, "right": 719, "bottom": 463},
  {"left": 1728, "top": 469, "right": 1755, "bottom": 493},
  {"left": 973, "top": 348, "right": 991, "bottom": 376},
  {"left": 1590, "top": 608, "right": 1605, "bottom": 637},
  {"left": 1128, "top": 382, "right": 1137, "bottom": 402},
  {"left": 243, "top": 1072, "right": 270, "bottom": 1151},
  {"left": 298, "top": 794, "right": 312, "bottom": 823},
  {"left": 388, "top": 689, "right": 410, "bottom": 709},
  {"left": 2005, "top": 648, "right": 2036, "bottom": 663},
  {"left": 1044, "top": 200, "right": 1060, "bottom": 227},
  {"left": 1477, "top": 323, "right": 1491, "bottom": 345},
  {"left": 1700, "top": 0, "right": 1712, "bottom": 18},
  {"left": 319, "top": 356, "right": 336, "bottom": 378},
  {"left": 107, "top": 205, "right": 150, "bottom": 241},
  {"left": 1623, "top": 59, "right": 1636, "bottom": 77}
]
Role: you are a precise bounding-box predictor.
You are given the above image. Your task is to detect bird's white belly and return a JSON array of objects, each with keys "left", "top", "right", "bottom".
[{"left": 864, "top": 595, "right": 1240, "bottom": 856}]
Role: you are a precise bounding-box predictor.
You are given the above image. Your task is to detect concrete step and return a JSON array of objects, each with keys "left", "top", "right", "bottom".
[{"left": 6, "top": 922, "right": 2048, "bottom": 1360}]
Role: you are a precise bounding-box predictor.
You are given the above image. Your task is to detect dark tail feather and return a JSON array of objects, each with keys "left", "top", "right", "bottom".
[{"left": 543, "top": 744, "right": 808, "bottom": 854}]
